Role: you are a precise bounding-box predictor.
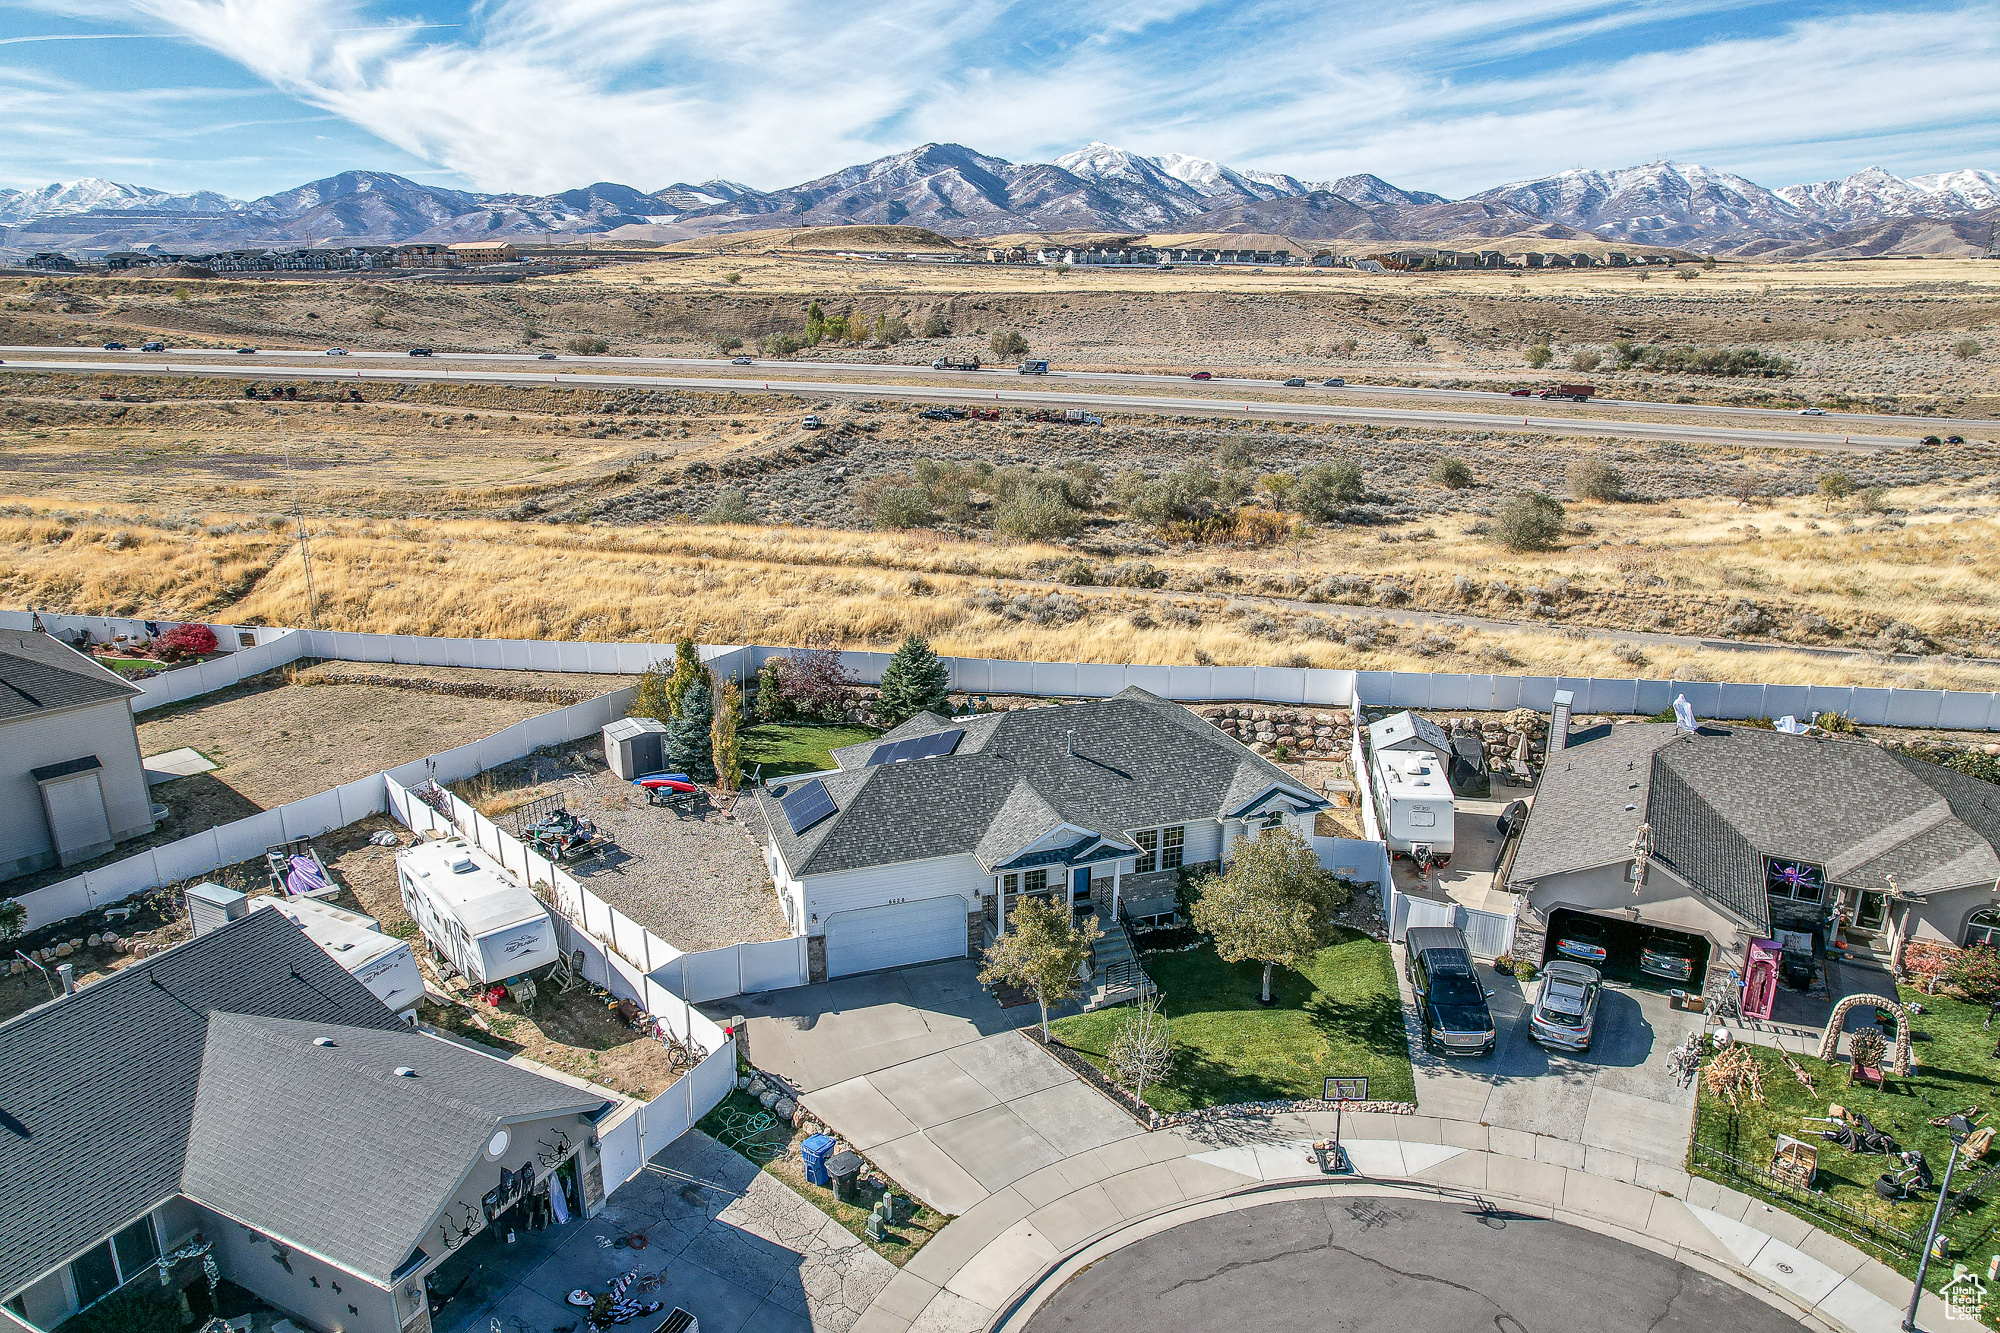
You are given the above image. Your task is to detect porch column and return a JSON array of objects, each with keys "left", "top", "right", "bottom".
[
  {"left": 1111, "top": 862, "right": 1122, "bottom": 917},
  {"left": 996, "top": 877, "right": 1006, "bottom": 936},
  {"left": 1066, "top": 870, "right": 1076, "bottom": 916}
]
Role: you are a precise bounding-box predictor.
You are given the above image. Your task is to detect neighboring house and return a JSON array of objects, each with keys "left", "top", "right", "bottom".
[
  {"left": 0, "top": 630, "right": 155, "bottom": 882},
  {"left": 0, "top": 909, "right": 614, "bottom": 1333},
  {"left": 1505, "top": 721, "right": 2000, "bottom": 997},
  {"left": 758, "top": 686, "right": 1327, "bottom": 981},
  {"left": 446, "top": 241, "right": 519, "bottom": 264}
]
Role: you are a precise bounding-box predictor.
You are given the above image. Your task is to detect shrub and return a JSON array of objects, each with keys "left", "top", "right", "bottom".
[
  {"left": 1614, "top": 343, "right": 1793, "bottom": 377},
  {"left": 875, "top": 314, "right": 911, "bottom": 344},
  {"left": 1293, "top": 461, "right": 1365, "bottom": 520},
  {"left": 989, "top": 330, "right": 1029, "bottom": 357},
  {"left": 1493, "top": 492, "right": 1567, "bottom": 551},
  {"left": 1817, "top": 471, "right": 1855, "bottom": 504},
  {"left": 1406, "top": 330, "right": 1428, "bottom": 347},
  {"left": 1430, "top": 457, "right": 1474, "bottom": 489},
  {"left": 702, "top": 487, "right": 753, "bottom": 524},
  {"left": 1121, "top": 467, "right": 1219, "bottom": 527},
  {"left": 1856, "top": 486, "right": 1888, "bottom": 514},
  {"left": 1570, "top": 349, "right": 1601, "bottom": 372},
  {"left": 761, "top": 332, "right": 804, "bottom": 357},
  {"left": 1948, "top": 946, "right": 2000, "bottom": 1000},
  {"left": 873, "top": 485, "right": 935, "bottom": 530},
  {"left": 777, "top": 643, "right": 853, "bottom": 721},
  {"left": 716, "top": 335, "right": 743, "bottom": 352},
  {"left": 565, "top": 335, "right": 610, "bottom": 355},
  {"left": 723, "top": 272, "right": 742, "bottom": 285},
  {"left": 1524, "top": 344, "right": 1553, "bottom": 368},
  {"left": 921, "top": 313, "right": 949, "bottom": 338},
  {"left": 1567, "top": 458, "right": 1624, "bottom": 502},
  {"left": 156, "top": 622, "right": 218, "bottom": 660},
  {"left": 1951, "top": 338, "right": 1982, "bottom": 361},
  {"left": 994, "top": 483, "right": 1082, "bottom": 540},
  {"left": 753, "top": 658, "right": 795, "bottom": 722},
  {"left": 1057, "top": 559, "right": 1096, "bottom": 586},
  {"left": 77, "top": 1294, "right": 183, "bottom": 1333}
]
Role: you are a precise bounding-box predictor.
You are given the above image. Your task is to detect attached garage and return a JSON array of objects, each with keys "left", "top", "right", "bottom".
[
  {"left": 823, "top": 896, "right": 969, "bottom": 978},
  {"left": 1543, "top": 907, "right": 1713, "bottom": 993}
]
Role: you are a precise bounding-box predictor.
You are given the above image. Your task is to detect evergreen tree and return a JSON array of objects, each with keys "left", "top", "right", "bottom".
[
  {"left": 664, "top": 673, "right": 717, "bottom": 783},
  {"left": 712, "top": 681, "right": 743, "bottom": 792},
  {"left": 876, "top": 633, "right": 951, "bottom": 725},
  {"left": 664, "top": 636, "right": 702, "bottom": 716}
]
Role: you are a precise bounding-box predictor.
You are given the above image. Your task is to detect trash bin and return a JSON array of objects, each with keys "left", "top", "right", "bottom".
[
  {"left": 827, "top": 1150, "right": 863, "bottom": 1202},
  {"left": 801, "top": 1134, "right": 836, "bottom": 1187}
]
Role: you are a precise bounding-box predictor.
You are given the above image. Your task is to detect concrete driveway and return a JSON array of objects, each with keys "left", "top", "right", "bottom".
[
  {"left": 1399, "top": 953, "right": 1703, "bottom": 1173},
  {"left": 714, "top": 960, "right": 1143, "bottom": 1216}
]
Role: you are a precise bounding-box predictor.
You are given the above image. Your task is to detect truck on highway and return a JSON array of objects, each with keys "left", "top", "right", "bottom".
[
  {"left": 1536, "top": 383, "right": 1595, "bottom": 402},
  {"left": 1018, "top": 359, "right": 1049, "bottom": 374},
  {"left": 931, "top": 355, "right": 982, "bottom": 371}
]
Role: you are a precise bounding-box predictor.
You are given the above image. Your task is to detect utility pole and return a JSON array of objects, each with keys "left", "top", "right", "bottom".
[{"left": 282, "top": 431, "right": 321, "bottom": 629}]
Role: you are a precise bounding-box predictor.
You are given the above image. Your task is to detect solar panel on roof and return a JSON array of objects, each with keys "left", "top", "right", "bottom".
[
  {"left": 865, "top": 728, "right": 965, "bottom": 766},
  {"left": 780, "top": 778, "right": 837, "bottom": 833}
]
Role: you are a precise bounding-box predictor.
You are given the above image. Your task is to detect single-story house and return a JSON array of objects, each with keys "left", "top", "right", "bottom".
[
  {"left": 758, "top": 686, "right": 1328, "bottom": 981},
  {"left": 0, "top": 909, "right": 614, "bottom": 1333},
  {"left": 1, "top": 630, "right": 155, "bottom": 882},
  {"left": 1504, "top": 721, "right": 2000, "bottom": 998}
]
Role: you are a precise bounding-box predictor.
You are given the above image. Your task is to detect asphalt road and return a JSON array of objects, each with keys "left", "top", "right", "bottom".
[
  {"left": 12, "top": 343, "right": 1997, "bottom": 435},
  {"left": 0, "top": 356, "right": 1922, "bottom": 452},
  {"left": 1020, "top": 1196, "right": 1807, "bottom": 1333}
]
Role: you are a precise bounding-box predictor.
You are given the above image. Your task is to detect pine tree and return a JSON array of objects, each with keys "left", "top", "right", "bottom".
[
  {"left": 664, "top": 636, "right": 701, "bottom": 716},
  {"left": 876, "top": 633, "right": 951, "bottom": 726},
  {"left": 664, "top": 673, "right": 717, "bottom": 784},
  {"left": 712, "top": 681, "right": 743, "bottom": 792}
]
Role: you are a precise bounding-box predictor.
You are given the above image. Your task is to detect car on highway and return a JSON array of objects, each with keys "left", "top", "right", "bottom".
[
  {"left": 538, "top": 352, "right": 557, "bottom": 360},
  {"left": 140, "top": 342, "right": 165, "bottom": 351},
  {"left": 102, "top": 342, "right": 126, "bottom": 350},
  {"left": 1797, "top": 407, "right": 1824, "bottom": 415},
  {"left": 408, "top": 347, "right": 433, "bottom": 356},
  {"left": 1510, "top": 387, "right": 1533, "bottom": 396},
  {"left": 1405, "top": 926, "right": 1495, "bottom": 1057},
  {"left": 1922, "top": 435, "right": 1944, "bottom": 446},
  {"left": 1529, "top": 960, "right": 1601, "bottom": 1052},
  {"left": 235, "top": 347, "right": 257, "bottom": 354},
  {"left": 325, "top": 348, "right": 349, "bottom": 356},
  {"left": 731, "top": 356, "right": 754, "bottom": 365},
  {"left": 1189, "top": 371, "right": 1213, "bottom": 380},
  {"left": 1947, "top": 435, "right": 1966, "bottom": 444},
  {"left": 1282, "top": 377, "right": 1307, "bottom": 386},
  {"left": 1322, "top": 377, "right": 1344, "bottom": 386}
]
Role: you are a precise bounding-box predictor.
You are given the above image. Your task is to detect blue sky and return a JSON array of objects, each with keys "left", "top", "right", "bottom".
[{"left": 0, "top": 0, "right": 1994, "bottom": 199}]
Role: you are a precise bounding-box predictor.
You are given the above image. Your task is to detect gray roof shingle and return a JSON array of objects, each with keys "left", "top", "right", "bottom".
[
  {"left": 182, "top": 1014, "right": 604, "bottom": 1282},
  {"left": 1510, "top": 723, "right": 1679, "bottom": 883},
  {"left": 761, "top": 687, "right": 1323, "bottom": 877},
  {"left": 0, "top": 629, "right": 142, "bottom": 723}
]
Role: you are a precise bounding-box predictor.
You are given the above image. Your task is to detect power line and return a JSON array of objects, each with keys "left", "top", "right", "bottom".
[{"left": 281, "top": 428, "right": 321, "bottom": 629}]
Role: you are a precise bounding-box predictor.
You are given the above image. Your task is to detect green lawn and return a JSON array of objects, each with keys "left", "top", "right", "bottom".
[
  {"left": 741, "top": 722, "right": 881, "bottom": 781},
  {"left": 102, "top": 657, "right": 167, "bottom": 675},
  {"left": 1690, "top": 987, "right": 2000, "bottom": 1323},
  {"left": 1049, "top": 930, "right": 1416, "bottom": 1112}
]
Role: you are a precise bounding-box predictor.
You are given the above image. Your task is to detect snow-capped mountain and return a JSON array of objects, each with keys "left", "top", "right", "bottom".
[
  {"left": 1150, "top": 151, "right": 1304, "bottom": 202},
  {"left": 1313, "top": 174, "right": 1448, "bottom": 208},
  {"left": 1466, "top": 160, "right": 1822, "bottom": 248},
  {"left": 0, "top": 178, "right": 245, "bottom": 224},
  {"left": 1779, "top": 167, "right": 2000, "bottom": 228}
]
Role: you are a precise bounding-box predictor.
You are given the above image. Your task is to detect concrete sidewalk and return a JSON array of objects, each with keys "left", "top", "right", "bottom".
[{"left": 852, "top": 1109, "right": 1959, "bottom": 1333}]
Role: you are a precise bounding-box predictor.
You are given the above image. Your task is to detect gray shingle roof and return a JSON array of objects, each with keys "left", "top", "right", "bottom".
[
  {"left": 762, "top": 687, "right": 1324, "bottom": 877},
  {"left": 0, "top": 909, "right": 401, "bottom": 1299},
  {"left": 0, "top": 629, "right": 142, "bottom": 723},
  {"left": 1511, "top": 722, "right": 2000, "bottom": 933},
  {"left": 182, "top": 1014, "right": 605, "bottom": 1282}
]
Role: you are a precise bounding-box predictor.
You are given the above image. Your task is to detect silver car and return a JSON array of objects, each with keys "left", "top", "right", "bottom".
[{"left": 1530, "top": 960, "right": 1601, "bottom": 1052}]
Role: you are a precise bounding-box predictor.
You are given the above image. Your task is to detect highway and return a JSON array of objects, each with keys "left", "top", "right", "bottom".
[
  {"left": 0, "top": 355, "right": 1927, "bottom": 451},
  {"left": 9, "top": 343, "right": 1996, "bottom": 436}
]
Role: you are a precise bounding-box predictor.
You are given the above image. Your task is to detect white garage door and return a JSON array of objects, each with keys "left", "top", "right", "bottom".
[{"left": 824, "top": 897, "right": 969, "bottom": 978}]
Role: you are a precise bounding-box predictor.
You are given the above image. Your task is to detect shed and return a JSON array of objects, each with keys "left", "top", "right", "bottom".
[
  {"left": 603, "top": 716, "right": 668, "bottom": 779},
  {"left": 1368, "top": 710, "right": 1452, "bottom": 764}
]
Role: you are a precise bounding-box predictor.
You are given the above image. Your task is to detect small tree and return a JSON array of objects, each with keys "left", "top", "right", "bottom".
[
  {"left": 990, "top": 329, "right": 1029, "bottom": 357},
  {"left": 156, "top": 622, "right": 218, "bottom": 661},
  {"left": 1524, "top": 343, "right": 1553, "bottom": 368},
  {"left": 1493, "top": 492, "right": 1567, "bottom": 551},
  {"left": 1817, "top": 471, "right": 1855, "bottom": 507},
  {"left": 711, "top": 680, "right": 743, "bottom": 792},
  {"left": 704, "top": 487, "right": 754, "bottom": 524},
  {"left": 1570, "top": 349, "right": 1601, "bottom": 372},
  {"left": 1107, "top": 988, "right": 1173, "bottom": 1105},
  {"left": 1294, "top": 460, "right": 1364, "bottom": 519},
  {"left": 664, "top": 672, "right": 717, "bottom": 783},
  {"left": 1190, "top": 826, "right": 1347, "bottom": 1004},
  {"left": 630, "top": 659, "right": 676, "bottom": 724},
  {"left": 565, "top": 335, "right": 610, "bottom": 354},
  {"left": 1951, "top": 338, "right": 1982, "bottom": 361},
  {"left": 778, "top": 641, "right": 854, "bottom": 721},
  {"left": 980, "top": 895, "right": 1098, "bottom": 1039},
  {"left": 922, "top": 313, "right": 949, "bottom": 338},
  {"left": 877, "top": 633, "right": 951, "bottom": 725},
  {"left": 1568, "top": 458, "right": 1624, "bottom": 502},
  {"left": 754, "top": 657, "right": 795, "bottom": 722},
  {"left": 664, "top": 636, "right": 703, "bottom": 717},
  {"left": 1948, "top": 945, "right": 2000, "bottom": 1000},
  {"left": 1430, "top": 457, "right": 1474, "bottom": 489},
  {"left": 873, "top": 485, "right": 935, "bottom": 530},
  {"left": 0, "top": 898, "right": 23, "bottom": 944}
]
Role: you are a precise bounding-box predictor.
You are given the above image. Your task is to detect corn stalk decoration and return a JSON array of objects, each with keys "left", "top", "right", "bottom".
[{"left": 1705, "top": 1044, "right": 1767, "bottom": 1111}]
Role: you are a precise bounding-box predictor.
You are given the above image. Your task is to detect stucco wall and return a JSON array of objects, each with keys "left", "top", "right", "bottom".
[
  {"left": 1, "top": 700, "right": 154, "bottom": 881},
  {"left": 1905, "top": 884, "right": 2000, "bottom": 946},
  {"left": 797, "top": 852, "right": 989, "bottom": 935},
  {"left": 198, "top": 1203, "right": 397, "bottom": 1333}
]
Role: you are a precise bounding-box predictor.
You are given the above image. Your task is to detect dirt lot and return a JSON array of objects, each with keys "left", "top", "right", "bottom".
[{"left": 456, "top": 747, "right": 789, "bottom": 951}]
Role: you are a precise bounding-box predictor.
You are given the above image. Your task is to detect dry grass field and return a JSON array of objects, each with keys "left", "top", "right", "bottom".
[{"left": 3, "top": 256, "right": 1998, "bottom": 692}]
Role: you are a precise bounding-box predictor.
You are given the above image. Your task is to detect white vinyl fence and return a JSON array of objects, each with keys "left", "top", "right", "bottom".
[{"left": 1384, "top": 883, "right": 1517, "bottom": 959}]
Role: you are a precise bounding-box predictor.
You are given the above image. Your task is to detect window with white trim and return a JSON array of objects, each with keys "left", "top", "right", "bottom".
[
  {"left": 61, "top": 1216, "right": 158, "bottom": 1314},
  {"left": 1161, "top": 826, "right": 1185, "bottom": 870},
  {"left": 1134, "top": 829, "right": 1158, "bottom": 874},
  {"left": 1967, "top": 909, "right": 2000, "bottom": 949},
  {"left": 1024, "top": 869, "right": 1048, "bottom": 893}
]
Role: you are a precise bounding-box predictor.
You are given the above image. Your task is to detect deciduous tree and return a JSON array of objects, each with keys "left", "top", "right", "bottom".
[
  {"left": 711, "top": 681, "right": 743, "bottom": 792},
  {"left": 980, "top": 896, "right": 1098, "bottom": 1039},
  {"left": 1191, "top": 827, "right": 1347, "bottom": 1004}
]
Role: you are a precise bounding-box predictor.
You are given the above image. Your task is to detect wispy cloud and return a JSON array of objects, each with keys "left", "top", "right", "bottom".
[{"left": 2, "top": 0, "right": 1995, "bottom": 196}]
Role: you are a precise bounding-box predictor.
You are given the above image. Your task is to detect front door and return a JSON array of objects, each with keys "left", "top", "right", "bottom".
[
  {"left": 1855, "top": 890, "right": 1889, "bottom": 935},
  {"left": 1072, "top": 867, "right": 1092, "bottom": 915}
]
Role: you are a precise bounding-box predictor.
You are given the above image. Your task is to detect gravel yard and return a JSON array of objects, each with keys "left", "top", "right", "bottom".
[{"left": 460, "top": 747, "right": 789, "bottom": 952}]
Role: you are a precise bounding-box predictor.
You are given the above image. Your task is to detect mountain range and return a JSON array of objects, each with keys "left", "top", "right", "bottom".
[{"left": 3, "top": 144, "right": 1995, "bottom": 259}]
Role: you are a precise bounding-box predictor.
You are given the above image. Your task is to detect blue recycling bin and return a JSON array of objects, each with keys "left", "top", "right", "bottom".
[{"left": 801, "top": 1134, "right": 836, "bottom": 1187}]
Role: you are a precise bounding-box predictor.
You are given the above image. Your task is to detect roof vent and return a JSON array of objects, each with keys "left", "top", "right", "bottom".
[
  {"left": 1066, "top": 729, "right": 1075, "bottom": 756},
  {"left": 313, "top": 1037, "right": 337, "bottom": 1047},
  {"left": 394, "top": 1066, "right": 418, "bottom": 1078},
  {"left": 447, "top": 852, "right": 474, "bottom": 873}
]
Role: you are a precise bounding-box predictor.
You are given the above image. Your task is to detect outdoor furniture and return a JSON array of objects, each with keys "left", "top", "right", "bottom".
[
  {"left": 1850, "top": 1063, "right": 1886, "bottom": 1090},
  {"left": 265, "top": 838, "right": 336, "bottom": 899}
]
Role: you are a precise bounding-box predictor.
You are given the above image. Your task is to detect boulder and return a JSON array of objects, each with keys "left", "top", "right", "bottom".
[
  {"left": 773, "top": 1095, "right": 797, "bottom": 1123},
  {"left": 758, "top": 1089, "right": 779, "bottom": 1110}
]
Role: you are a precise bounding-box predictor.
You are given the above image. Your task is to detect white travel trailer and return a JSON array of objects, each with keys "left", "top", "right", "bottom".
[
  {"left": 396, "top": 836, "right": 559, "bottom": 986},
  {"left": 1370, "top": 746, "right": 1456, "bottom": 864},
  {"left": 251, "top": 895, "right": 427, "bottom": 1017}
]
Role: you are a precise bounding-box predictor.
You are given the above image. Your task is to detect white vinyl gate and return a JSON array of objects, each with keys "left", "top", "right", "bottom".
[
  {"left": 1388, "top": 885, "right": 1516, "bottom": 960},
  {"left": 823, "top": 896, "right": 969, "bottom": 978}
]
